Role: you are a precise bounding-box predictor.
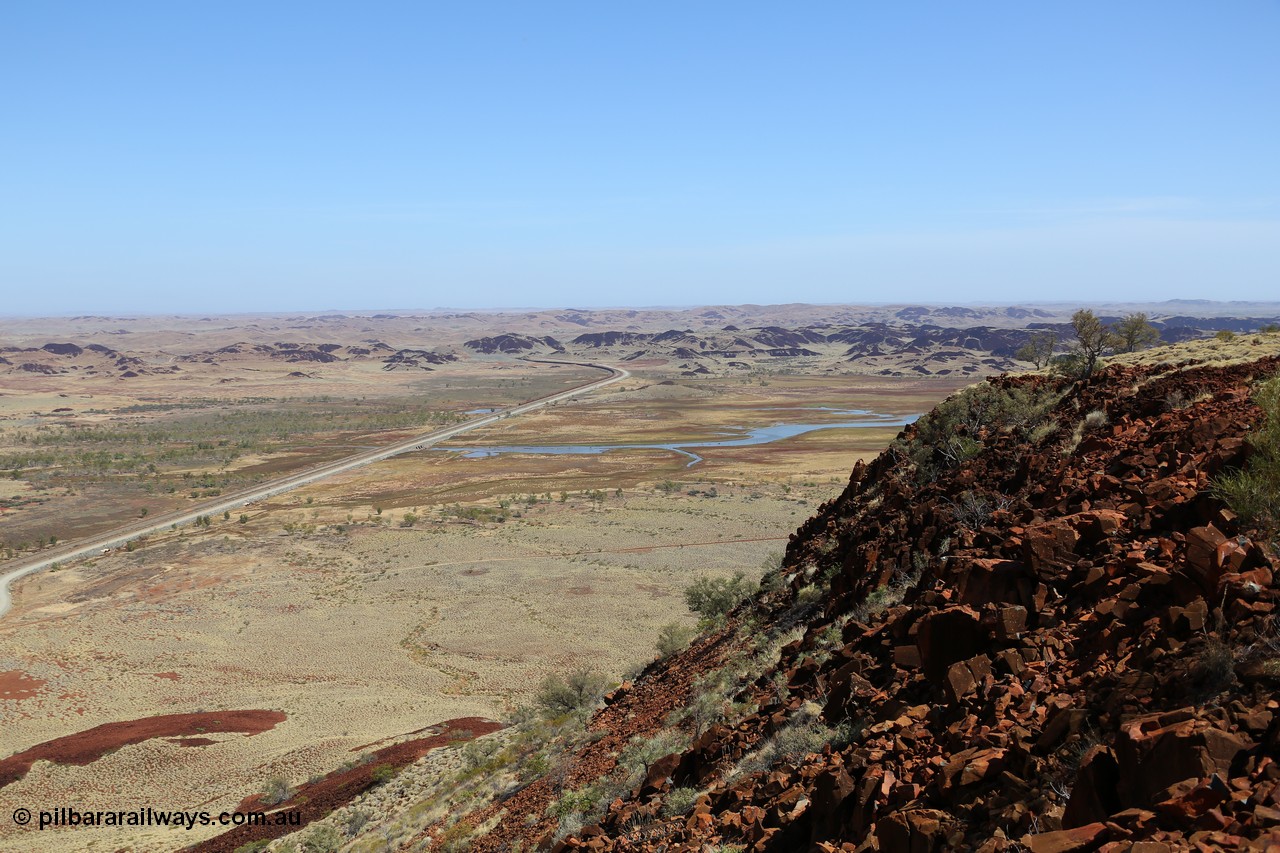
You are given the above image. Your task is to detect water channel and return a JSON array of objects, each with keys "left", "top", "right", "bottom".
[{"left": 438, "top": 408, "right": 920, "bottom": 467}]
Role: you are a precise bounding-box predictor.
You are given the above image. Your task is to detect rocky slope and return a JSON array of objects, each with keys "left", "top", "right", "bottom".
[{"left": 392, "top": 354, "right": 1280, "bottom": 853}]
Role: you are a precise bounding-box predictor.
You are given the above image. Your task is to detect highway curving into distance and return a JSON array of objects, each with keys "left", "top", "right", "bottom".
[{"left": 0, "top": 360, "right": 629, "bottom": 620}]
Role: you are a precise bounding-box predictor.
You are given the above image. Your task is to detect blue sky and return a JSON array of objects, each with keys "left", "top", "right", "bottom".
[{"left": 3, "top": 2, "right": 1277, "bottom": 313}]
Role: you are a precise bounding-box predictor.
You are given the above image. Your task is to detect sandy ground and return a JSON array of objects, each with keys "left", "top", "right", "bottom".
[{"left": 0, "top": 489, "right": 801, "bottom": 850}]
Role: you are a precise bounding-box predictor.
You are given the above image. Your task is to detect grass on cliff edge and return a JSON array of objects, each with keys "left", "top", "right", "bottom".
[
  {"left": 1106, "top": 328, "right": 1280, "bottom": 370},
  {"left": 1213, "top": 371, "right": 1280, "bottom": 533}
]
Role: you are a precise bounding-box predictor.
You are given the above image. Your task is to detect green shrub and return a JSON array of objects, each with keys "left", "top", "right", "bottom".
[
  {"left": 462, "top": 737, "right": 501, "bottom": 770},
  {"left": 618, "top": 730, "right": 684, "bottom": 779},
  {"left": 261, "top": 776, "right": 293, "bottom": 805},
  {"left": 298, "top": 824, "right": 343, "bottom": 853},
  {"left": 655, "top": 621, "right": 696, "bottom": 657},
  {"left": 436, "top": 820, "right": 474, "bottom": 853},
  {"left": 896, "top": 381, "right": 1059, "bottom": 481},
  {"left": 233, "top": 841, "right": 271, "bottom": 853},
  {"left": 535, "top": 669, "right": 609, "bottom": 716},
  {"left": 675, "top": 682, "right": 728, "bottom": 737},
  {"left": 684, "top": 572, "right": 753, "bottom": 625},
  {"left": 731, "top": 717, "right": 836, "bottom": 779},
  {"left": 1213, "top": 373, "right": 1280, "bottom": 530},
  {"left": 661, "top": 786, "right": 701, "bottom": 817}
]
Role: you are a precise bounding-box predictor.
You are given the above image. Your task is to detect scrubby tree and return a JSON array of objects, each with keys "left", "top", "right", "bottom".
[
  {"left": 1016, "top": 330, "right": 1058, "bottom": 369},
  {"left": 1113, "top": 312, "right": 1160, "bottom": 353},
  {"left": 1068, "top": 309, "right": 1118, "bottom": 377}
]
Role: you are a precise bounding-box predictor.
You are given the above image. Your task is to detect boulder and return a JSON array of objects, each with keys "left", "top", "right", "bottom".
[{"left": 1115, "top": 713, "right": 1252, "bottom": 807}]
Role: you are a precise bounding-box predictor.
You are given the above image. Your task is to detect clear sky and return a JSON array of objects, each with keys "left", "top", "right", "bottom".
[{"left": 3, "top": 2, "right": 1277, "bottom": 314}]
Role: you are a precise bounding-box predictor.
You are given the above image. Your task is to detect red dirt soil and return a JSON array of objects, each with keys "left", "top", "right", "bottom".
[
  {"left": 0, "top": 669, "right": 46, "bottom": 701},
  {"left": 187, "top": 716, "right": 502, "bottom": 853},
  {"left": 0, "top": 710, "right": 286, "bottom": 789}
]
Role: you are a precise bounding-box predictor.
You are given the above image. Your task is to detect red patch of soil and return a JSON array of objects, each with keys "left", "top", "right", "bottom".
[
  {"left": 187, "top": 717, "right": 502, "bottom": 853},
  {"left": 0, "top": 710, "right": 286, "bottom": 789},
  {"left": 0, "top": 670, "right": 46, "bottom": 701},
  {"left": 167, "top": 737, "right": 218, "bottom": 747},
  {"left": 153, "top": 671, "right": 182, "bottom": 681}
]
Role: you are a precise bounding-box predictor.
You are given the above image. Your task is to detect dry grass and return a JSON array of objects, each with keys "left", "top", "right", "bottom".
[{"left": 1106, "top": 329, "right": 1280, "bottom": 370}]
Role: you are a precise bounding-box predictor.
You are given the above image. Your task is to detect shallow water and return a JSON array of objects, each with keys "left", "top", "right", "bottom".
[{"left": 439, "top": 408, "right": 919, "bottom": 467}]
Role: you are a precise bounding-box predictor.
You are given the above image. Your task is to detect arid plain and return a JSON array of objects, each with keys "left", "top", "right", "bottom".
[{"left": 0, "top": 307, "right": 979, "bottom": 850}]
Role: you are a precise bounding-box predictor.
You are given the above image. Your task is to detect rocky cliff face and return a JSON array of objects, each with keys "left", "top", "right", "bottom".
[{"left": 434, "top": 355, "right": 1280, "bottom": 853}]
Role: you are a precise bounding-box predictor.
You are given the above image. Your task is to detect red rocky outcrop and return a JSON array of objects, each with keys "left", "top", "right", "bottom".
[{"left": 442, "top": 356, "right": 1280, "bottom": 852}]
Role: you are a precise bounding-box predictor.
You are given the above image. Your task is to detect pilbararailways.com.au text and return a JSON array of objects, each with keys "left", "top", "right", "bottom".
[{"left": 11, "top": 806, "right": 302, "bottom": 832}]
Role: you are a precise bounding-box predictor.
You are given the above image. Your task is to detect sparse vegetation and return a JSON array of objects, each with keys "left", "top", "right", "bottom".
[
  {"left": 1188, "top": 636, "right": 1237, "bottom": 703},
  {"left": 661, "top": 786, "right": 701, "bottom": 817},
  {"left": 944, "top": 489, "right": 995, "bottom": 528},
  {"left": 534, "top": 669, "right": 610, "bottom": 716},
  {"left": 895, "top": 380, "right": 1060, "bottom": 481},
  {"left": 684, "top": 571, "right": 754, "bottom": 627},
  {"left": 262, "top": 775, "right": 293, "bottom": 806},
  {"left": 655, "top": 621, "right": 696, "bottom": 657},
  {"left": 1083, "top": 408, "right": 1110, "bottom": 431},
  {"left": 1213, "top": 372, "right": 1280, "bottom": 530}
]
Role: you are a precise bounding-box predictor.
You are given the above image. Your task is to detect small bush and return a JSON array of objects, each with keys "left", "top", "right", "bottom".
[
  {"left": 772, "top": 719, "right": 831, "bottom": 760},
  {"left": 661, "top": 786, "right": 701, "bottom": 817},
  {"left": 436, "top": 820, "right": 474, "bottom": 853},
  {"left": 1212, "top": 373, "right": 1280, "bottom": 530},
  {"left": 233, "top": 841, "right": 271, "bottom": 853},
  {"left": 535, "top": 668, "right": 609, "bottom": 716},
  {"left": 731, "top": 718, "right": 836, "bottom": 779},
  {"left": 344, "top": 809, "right": 371, "bottom": 837},
  {"left": 655, "top": 621, "right": 696, "bottom": 657},
  {"left": 261, "top": 776, "right": 293, "bottom": 806},
  {"left": 298, "top": 824, "right": 343, "bottom": 853},
  {"left": 462, "top": 737, "right": 501, "bottom": 770},
  {"left": 897, "top": 381, "right": 1060, "bottom": 481},
  {"left": 945, "top": 490, "right": 994, "bottom": 528},
  {"left": 1061, "top": 421, "right": 1085, "bottom": 456},
  {"left": 1083, "top": 409, "right": 1109, "bottom": 431},
  {"left": 1188, "top": 637, "right": 1237, "bottom": 702},
  {"left": 684, "top": 572, "right": 753, "bottom": 624},
  {"left": 676, "top": 680, "right": 729, "bottom": 737}
]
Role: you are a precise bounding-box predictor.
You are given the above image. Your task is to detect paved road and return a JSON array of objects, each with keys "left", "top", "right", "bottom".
[{"left": 0, "top": 360, "right": 629, "bottom": 619}]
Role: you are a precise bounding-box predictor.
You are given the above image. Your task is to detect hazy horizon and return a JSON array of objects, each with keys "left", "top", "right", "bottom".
[{"left": 6, "top": 298, "right": 1280, "bottom": 323}]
